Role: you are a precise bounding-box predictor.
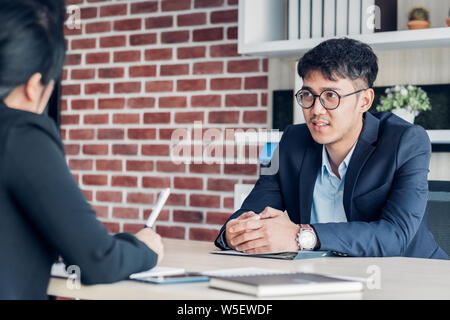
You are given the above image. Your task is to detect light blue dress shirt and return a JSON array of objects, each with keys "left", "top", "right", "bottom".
[{"left": 310, "top": 143, "right": 357, "bottom": 224}]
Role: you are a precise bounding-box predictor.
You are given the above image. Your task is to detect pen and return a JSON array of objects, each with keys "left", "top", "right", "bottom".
[{"left": 145, "top": 188, "right": 171, "bottom": 228}]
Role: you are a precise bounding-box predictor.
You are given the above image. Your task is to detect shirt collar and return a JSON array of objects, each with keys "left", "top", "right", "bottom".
[{"left": 320, "top": 142, "right": 357, "bottom": 182}]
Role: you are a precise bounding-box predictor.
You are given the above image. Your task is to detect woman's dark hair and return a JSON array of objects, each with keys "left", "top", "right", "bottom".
[
  {"left": 297, "top": 38, "right": 378, "bottom": 89},
  {"left": 0, "top": 0, "right": 66, "bottom": 98}
]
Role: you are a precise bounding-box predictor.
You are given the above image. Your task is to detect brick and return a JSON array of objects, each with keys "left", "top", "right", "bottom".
[
  {"left": 177, "top": 79, "right": 206, "bottom": 91},
  {"left": 96, "top": 191, "right": 122, "bottom": 202},
  {"left": 108, "top": 114, "right": 137, "bottom": 128},
  {"left": 130, "top": 33, "right": 157, "bottom": 46},
  {"left": 207, "top": 178, "right": 238, "bottom": 191},
  {"left": 83, "top": 174, "right": 108, "bottom": 186},
  {"left": 96, "top": 159, "right": 122, "bottom": 171},
  {"left": 160, "top": 64, "right": 189, "bottom": 76},
  {"left": 92, "top": 205, "right": 108, "bottom": 218},
  {"left": 145, "top": 80, "right": 173, "bottom": 92},
  {"left": 189, "top": 228, "right": 219, "bottom": 241},
  {"left": 127, "top": 193, "right": 154, "bottom": 204},
  {"left": 130, "top": 65, "right": 157, "bottom": 77},
  {"left": 193, "top": 28, "right": 223, "bottom": 42},
  {"left": 161, "top": 31, "right": 189, "bottom": 44},
  {"left": 206, "top": 212, "right": 231, "bottom": 225},
  {"left": 128, "top": 97, "right": 155, "bottom": 109},
  {"left": 210, "top": 78, "right": 241, "bottom": 90},
  {"left": 98, "top": 129, "right": 124, "bottom": 140},
  {"left": 223, "top": 197, "right": 234, "bottom": 209},
  {"left": 190, "top": 194, "right": 220, "bottom": 208},
  {"left": 114, "top": 82, "right": 141, "bottom": 93},
  {"left": 145, "top": 48, "right": 172, "bottom": 61},
  {"left": 210, "top": 44, "right": 239, "bottom": 57},
  {"left": 100, "top": 4, "right": 127, "bottom": 17},
  {"left": 114, "top": 50, "right": 141, "bottom": 62},
  {"left": 69, "top": 129, "right": 95, "bottom": 140},
  {"left": 98, "top": 67, "right": 125, "bottom": 79},
  {"left": 174, "top": 177, "right": 203, "bottom": 190},
  {"left": 178, "top": 13, "right": 207, "bottom": 26},
  {"left": 85, "top": 83, "right": 110, "bottom": 95},
  {"left": 144, "top": 209, "right": 169, "bottom": 221},
  {"left": 86, "top": 52, "right": 109, "bottom": 64},
  {"left": 123, "top": 223, "right": 146, "bottom": 234},
  {"left": 99, "top": 98, "right": 125, "bottom": 110},
  {"left": 127, "top": 161, "right": 154, "bottom": 172},
  {"left": 157, "top": 161, "right": 186, "bottom": 173},
  {"left": 84, "top": 114, "right": 109, "bottom": 125},
  {"left": 191, "top": 95, "right": 221, "bottom": 107},
  {"left": 195, "top": 0, "right": 224, "bottom": 8},
  {"left": 159, "top": 128, "right": 187, "bottom": 140},
  {"left": 62, "top": 84, "right": 80, "bottom": 96},
  {"left": 61, "top": 114, "right": 80, "bottom": 125},
  {"left": 80, "top": 7, "right": 97, "bottom": 19},
  {"left": 64, "top": 25, "right": 82, "bottom": 37},
  {"left": 227, "top": 26, "right": 238, "bottom": 39},
  {"left": 128, "top": 128, "right": 157, "bottom": 139},
  {"left": 228, "top": 0, "right": 238, "bottom": 4},
  {"left": 175, "top": 112, "right": 204, "bottom": 124},
  {"left": 211, "top": 9, "right": 238, "bottom": 23},
  {"left": 102, "top": 222, "right": 120, "bottom": 234},
  {"left": 155, "top": 226, "right": 185, "bottom": 239},
  {"left": 166, "top": 193, "right": 186, "bottom": 206},
  {"left": 159, "top": 96, "right": 187, "bottom": 108},
  {"left": 189, "top": 163, "right": 221, "bottom": 174},
  {"left": 161, "top": 0, "right": 191, "bottom": 11},
  {"left": 131, "top": 1, "right": 158, "bottom": 14},
  {"left": 114, "top": 19, "right": 142, "bottom": 31},
  {"left": 142, "top": 144, "right": 170, "bottom": 156},
  {"left": 193, "top": 62, "right": 223, "bottom": 75},
  {"left": 112, "top": 207, "right": 139, "bottom": 219},
  {"left": 228, "top": 59, "right": 260, "bottom": 73},
  {"left": 245, "top": 76, "right": 268, "bottom": 89},
  {"left": 82, "top": 190, "right": 93, "bottom": 202},
  {"left": 143, "top": 112, "right": 171, "bottom": 124},
  {"left": 225, "top": 94, "right": 258, "bottom": 107},
  {"left": 71, "top": 39, "right": 96, "bottom": 50},
  {"left": 177, "top": 46, "right": 206, "bottom": 59},
  {"left": 173, "top": 210, "right": 203, "bottom": 223},
  {"left": 64, "top": 144, "right": 80, "bottom": 155},
  {"left": 71, "top": 69, "right": 95, "bottom": 80},
  {"left": 112, "top": 144, "right": 138, "bottom": 155},
  {"left": 224, "top": 164, "right": 258, "bottom": 175},
  {"left": 142, "top": 177, "right": 170, "bottom": 188},
  {"left": 86, "top": 21, "right": 111, "bottom": 33},
  {"left": 111, "top": 176, "right": 138, "bottom": 187},
  {"left": 262, "top": 58, "right": 268, "bottom": 72},
  {"left": 208, "top": 111, "right": 239, "bottom": 124},
  {"left": 69, "top": 159, "right": 93, "bottom": 171},
  {"left": 145, "top": 16, "right": 173, "bottom": 29},
  {"left": 244, "top": 111, "right": 267, "bottom": 123},
  {"left": 100, "top": 36, "right": 126, "bottom": 48},
  {"left": 83, "top": 144, "right": 108, "bottom": 155}
]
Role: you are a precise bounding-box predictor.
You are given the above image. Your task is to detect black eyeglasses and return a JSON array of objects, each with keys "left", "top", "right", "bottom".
[{"left": 295, "top": 88, "right": 369, "bottom": 110}]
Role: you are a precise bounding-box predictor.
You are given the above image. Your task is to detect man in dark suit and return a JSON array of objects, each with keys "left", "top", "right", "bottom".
[{"left": 215, "top": 38, "right": 448, "bottom": 259}]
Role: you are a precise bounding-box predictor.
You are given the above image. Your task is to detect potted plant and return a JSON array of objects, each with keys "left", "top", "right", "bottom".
[
  {"left": 407, "top": 6, "right": 430, "bottom": 29},
  {"left": 376, "top": 85, "right": 431, "bottom": 124}
]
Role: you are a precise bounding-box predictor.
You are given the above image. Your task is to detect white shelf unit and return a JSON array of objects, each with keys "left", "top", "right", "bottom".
[{"left": 238, "top": 0, "right": 450, "bottom": 58}]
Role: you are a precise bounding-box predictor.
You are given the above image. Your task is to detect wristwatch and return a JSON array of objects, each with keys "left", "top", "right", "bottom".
[{"left": 296, "top": 224, "right": 317, "bottom": 251}]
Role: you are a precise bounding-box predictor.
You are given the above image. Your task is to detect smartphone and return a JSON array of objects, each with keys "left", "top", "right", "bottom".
[{"left": 133, "top": 272, "right": 210, "bottom": 284}]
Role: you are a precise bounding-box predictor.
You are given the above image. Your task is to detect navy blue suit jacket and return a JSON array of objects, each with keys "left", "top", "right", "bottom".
[{"left": 215, "top": 112, "right": 448, "bottom": 259}]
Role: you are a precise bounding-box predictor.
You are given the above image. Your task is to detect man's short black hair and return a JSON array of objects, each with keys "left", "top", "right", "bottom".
[{"left": 297, "top": 38, "right": 378, "bottom": 89}]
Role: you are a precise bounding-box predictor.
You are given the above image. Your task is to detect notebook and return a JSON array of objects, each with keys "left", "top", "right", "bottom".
[
  {"left": 209, "top": 271, "right": 364, "bottom": 297},
  {"left": 211, "top": 250, "right": 334, "bottom": 260}
]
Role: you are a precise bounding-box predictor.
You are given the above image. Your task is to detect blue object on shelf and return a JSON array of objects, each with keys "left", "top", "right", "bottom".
[{"left": 259, "top": 142, "right": 279, "bottom": 163}]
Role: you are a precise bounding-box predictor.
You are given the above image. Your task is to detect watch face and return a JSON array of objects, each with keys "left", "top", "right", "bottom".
[{"left": 299, "top": 230, "right": 316, "bottom": 249}]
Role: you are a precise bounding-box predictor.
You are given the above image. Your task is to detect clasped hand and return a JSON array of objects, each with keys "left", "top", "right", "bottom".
[{"left": 225, "top": 207, "right": 300, "bottom": 254}]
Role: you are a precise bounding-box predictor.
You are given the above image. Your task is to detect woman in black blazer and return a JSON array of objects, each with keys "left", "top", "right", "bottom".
[{"left": 0, "top": 0, "right": 163, "bottom": 299}]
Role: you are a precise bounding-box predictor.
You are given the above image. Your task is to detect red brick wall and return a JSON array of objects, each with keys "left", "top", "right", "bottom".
[{"left": 61, "top": 0, "right": 268, "bottom": 241}]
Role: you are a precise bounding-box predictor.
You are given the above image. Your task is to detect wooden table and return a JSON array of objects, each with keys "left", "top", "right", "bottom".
[{"left": 47, "top": 238, "right": 450, "bottom": 300}]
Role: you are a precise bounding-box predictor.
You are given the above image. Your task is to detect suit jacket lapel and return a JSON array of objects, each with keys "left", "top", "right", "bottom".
[
  {"left": 343, "top": 112, "right": 380, "bottom": 221},
  {"left": 298, "top": 139, "right": 322, "bottom": 224}
]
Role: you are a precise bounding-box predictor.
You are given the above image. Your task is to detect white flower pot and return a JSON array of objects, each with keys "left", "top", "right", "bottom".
[{"left": 392, "top": 109, "right": 416, "bottom": 124}]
